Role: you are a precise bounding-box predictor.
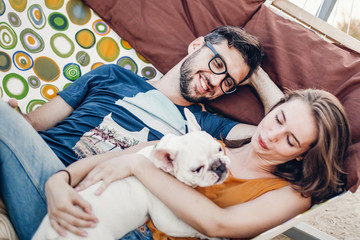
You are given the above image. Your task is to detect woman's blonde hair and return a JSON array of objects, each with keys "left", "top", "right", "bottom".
[{"left": 273, "top": 89, "right": 350, "bottom": 203}]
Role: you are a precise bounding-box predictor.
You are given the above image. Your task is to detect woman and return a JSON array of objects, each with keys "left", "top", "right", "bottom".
[{"left": 46, "top": 88, "right": 350, "bottom": 239}]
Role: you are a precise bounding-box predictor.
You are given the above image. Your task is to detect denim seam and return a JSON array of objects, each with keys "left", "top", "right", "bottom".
[{"left": 0, "top": 138, "right": 47, "bottom": 202}]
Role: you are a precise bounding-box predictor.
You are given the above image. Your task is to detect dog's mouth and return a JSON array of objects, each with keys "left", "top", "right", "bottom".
[{"left": 210, "top": 160, "right": 228, "bottom": 183}]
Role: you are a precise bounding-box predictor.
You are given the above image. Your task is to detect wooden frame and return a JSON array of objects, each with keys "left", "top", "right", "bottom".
[{"left": 265, "top": 0, "right": 360, "bottom": 53}]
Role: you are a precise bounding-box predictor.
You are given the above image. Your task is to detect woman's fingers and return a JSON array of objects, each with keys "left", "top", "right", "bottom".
[{"left": 50, "top": 212, "right": 94, "bottom": 237}]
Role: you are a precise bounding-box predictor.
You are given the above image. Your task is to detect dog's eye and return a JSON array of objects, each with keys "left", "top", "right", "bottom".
[
  {"left": 192, "top": 166, "right": 204, "bottom": 173},
  {"left": 219, "top": 147, "right": 223, "bottom": 152}
]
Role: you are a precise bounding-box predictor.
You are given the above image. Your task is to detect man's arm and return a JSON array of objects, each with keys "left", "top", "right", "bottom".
[
  {"left": 247, "top": 67, "right": 284, "bottom": 114},
  {"left": 226, "top": 67, "right": 284, "bottom": 140},
  {"left": 16, "top": 96, "right": 74, "bottom": 131}
]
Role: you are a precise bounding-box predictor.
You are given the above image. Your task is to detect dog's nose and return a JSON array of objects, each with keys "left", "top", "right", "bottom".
[{"left": 211, "top": 160, "right": 227, "bottom": 179}]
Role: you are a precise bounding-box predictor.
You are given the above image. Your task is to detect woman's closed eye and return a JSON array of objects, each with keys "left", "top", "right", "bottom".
[
  {"left": 275, "top": 114, "right": 282, "bottom": 124},
  {"left": 287, "top": 136, "right": 295, "bottom": 147}
]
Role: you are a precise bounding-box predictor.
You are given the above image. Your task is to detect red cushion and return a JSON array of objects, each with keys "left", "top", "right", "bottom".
[{"left": 83, "top": 0, "right": 265, "bottom": 74}]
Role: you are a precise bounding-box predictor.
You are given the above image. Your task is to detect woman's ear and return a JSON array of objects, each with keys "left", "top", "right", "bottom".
[{"left": 188, "top": 36, "right": 205, "bottom": 54}]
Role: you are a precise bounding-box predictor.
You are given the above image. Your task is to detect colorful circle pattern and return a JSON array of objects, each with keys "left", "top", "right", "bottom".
[
  {"left": 50, "top": 33, "right": 75, "bottom": 58},
  {"left": 26, "top": 99, "right": 46, "bottom": 113},
  {"left": 63, "top": 63, "right": 81, "bottom": 81},
  {"left": 75, "top": 29, "right": 95, "bottom": 49},
  {"left": 45, "top": 0, "right": 64, "bottom": 10},
  {"left": 27, "top": 75, "right": 41, "bottom": 88},
  {"left": 9, "top": 0, "right": 26, "bottom": 12},
  {"left": 92, "top": 19, "right": 110, "bottom": 36},
  {"left": 66, "top": 0, "right": 91, "bottom": 25},
  {"left": 13, "top": 51, "right": 34, "bottom": 71},
  {"left": 8, "top": 12, "right": 21, "bottom": 27},
  {"left": 117, "top": 56, "right": 138, "bottom": 74},
  {"left": 97, "top": 37, "right": 120, "bottom": 62},
  {"left": 20, "top": 28, "right": 44, "bottom": 53},
  {"left": 28, "top": 4, "right": 46, "bottom": 29},
  {"left": 76, "top": 51, "right": 90, "bottom": 66},
  {"left": 0, "top": 51, "right": 11, "bottom": 72},
  {"left": 141, "top": 66, "right": 157, "bottom": 80},
  {"left": 0, "top": 0, "right": 162, "bottom": 113},
  {"left": 0, "top": 22, "right": 17, "bottom": 49},
  {"left": 33, "top": 56, "right": 60, "bottom": 82},
  {"left": 48, "top": 12, "right": 69, "bottom": 31},
  {"left": 41, "top": 84, "right": 59, "bottom": 100},
  {"left": 2, "top": 73, "right": 29, "bottom": 100}
]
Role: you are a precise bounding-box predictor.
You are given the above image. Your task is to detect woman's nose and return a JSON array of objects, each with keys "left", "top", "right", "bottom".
[{"left": 268, "top": 128, "right": 284, "bottom": 142}]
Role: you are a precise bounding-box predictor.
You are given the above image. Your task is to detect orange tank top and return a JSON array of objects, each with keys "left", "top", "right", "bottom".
[{"left": 147, "top": 172, "right": 289, "bottom": 240}]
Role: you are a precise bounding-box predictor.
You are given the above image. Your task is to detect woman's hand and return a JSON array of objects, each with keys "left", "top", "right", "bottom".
[
  {"left": 75, "top": 153, "right": 144, "bottom": 195},
  {"left": 45, "top": 172, "right": 98, "bottom": 237}
]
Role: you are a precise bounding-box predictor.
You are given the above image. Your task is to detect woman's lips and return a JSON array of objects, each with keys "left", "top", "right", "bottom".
[{"left": 258, "top": 135, "right": 269, "bottom": 150}]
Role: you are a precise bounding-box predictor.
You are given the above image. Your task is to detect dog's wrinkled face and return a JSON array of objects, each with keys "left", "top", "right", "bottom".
[{"left": 151, "top": 131, "right": 230, "bottom": 188}]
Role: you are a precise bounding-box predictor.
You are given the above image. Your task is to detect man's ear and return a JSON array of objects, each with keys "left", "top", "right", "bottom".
[
  {"left": 188, "top": 36, "right": 205, "bottom": 54},
  {"left": 184, "top": 108, "right": 201, "bottom": 132}
]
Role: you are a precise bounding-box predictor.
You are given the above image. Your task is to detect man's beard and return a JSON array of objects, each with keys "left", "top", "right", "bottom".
[{"left": 179, "top": 52, "right": 212, "bottom": 104}]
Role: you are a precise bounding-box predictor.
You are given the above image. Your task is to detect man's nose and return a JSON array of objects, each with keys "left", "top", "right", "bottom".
[{"left": 210, "top": 74, "right": 225, "bottom": 87}]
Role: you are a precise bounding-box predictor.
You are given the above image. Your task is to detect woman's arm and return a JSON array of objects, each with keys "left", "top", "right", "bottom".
[
  {"left": 129, "top": 155, "right": 311, "bottom": 238},
  {"left": 45, "top": 141, "right": 157, "bottom": 237}
]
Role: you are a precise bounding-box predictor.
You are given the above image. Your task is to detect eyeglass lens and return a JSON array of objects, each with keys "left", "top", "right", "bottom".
[{"left": 209, "top": 57, "right": 236, "bottom": 93}]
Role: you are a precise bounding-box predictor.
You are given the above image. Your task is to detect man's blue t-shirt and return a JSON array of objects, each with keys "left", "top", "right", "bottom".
[{"left": 40, "top": 64, "right": 237, "bottom": 166}]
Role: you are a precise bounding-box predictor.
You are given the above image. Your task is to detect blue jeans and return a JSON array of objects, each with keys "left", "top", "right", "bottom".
[
  {"left": 121, "top": 224, "right": 153, "bottom": 240},
  {"left": 0, "top": 100, "right": 65, "bottom": 239}
]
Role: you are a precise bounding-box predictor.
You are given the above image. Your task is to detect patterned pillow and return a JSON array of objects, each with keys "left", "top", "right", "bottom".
[{"left": 0, "top": 0, "right": 162, "bottom": 112}]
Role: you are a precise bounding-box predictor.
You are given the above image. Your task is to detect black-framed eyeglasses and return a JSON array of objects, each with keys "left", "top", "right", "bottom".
[{"left": 205, "top": 41, "right": 240, "bottom": 94}]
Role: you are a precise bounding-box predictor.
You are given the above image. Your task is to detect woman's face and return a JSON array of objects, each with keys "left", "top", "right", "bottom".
[{"left": 251, "top": 98, "right": 318, "bottom": 163}]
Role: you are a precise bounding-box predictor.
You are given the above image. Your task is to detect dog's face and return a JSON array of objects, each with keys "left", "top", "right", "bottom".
[
  {"left": 149, "top": 108, "right": 230, "bottom": 187},
  {"left": 151, "top": 131, "right": 230, "bottom": 187}
]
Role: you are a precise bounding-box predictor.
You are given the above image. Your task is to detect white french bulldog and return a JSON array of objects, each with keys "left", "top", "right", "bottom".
[{"left": 32, "top": 109, "right": 230, "bottom": 240}]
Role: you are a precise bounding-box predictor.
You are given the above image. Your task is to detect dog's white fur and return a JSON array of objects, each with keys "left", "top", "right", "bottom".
[{"left": 32, "top": 109, "right": 230, "bottom": 240}]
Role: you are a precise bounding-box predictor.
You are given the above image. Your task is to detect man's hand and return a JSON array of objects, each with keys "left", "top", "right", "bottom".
[
  {"left": 7, "top": 98, "right": 23, "bottom": 113},
  {"left": 45, "top": 172, "right": 98, "bottom": 237}
]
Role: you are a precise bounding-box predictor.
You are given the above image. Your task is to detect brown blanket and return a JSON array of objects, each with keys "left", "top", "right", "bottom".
[{"left": 83, "top": 0, "right": 360, "bottom": 192}]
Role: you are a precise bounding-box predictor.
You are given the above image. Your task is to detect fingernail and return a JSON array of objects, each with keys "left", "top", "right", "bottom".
[{"left": 82, "top": 232, "right": 88, "bottom": 237}]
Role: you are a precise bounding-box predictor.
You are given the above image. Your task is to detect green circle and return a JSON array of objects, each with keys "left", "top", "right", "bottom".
[
  {"left": 117, "top": 56, "right": 138, "bottom": 74},
  {"left": 48, "top": 12, "right": 68, "bottom": 31},
  {"left": 50, "top": 33, "right": 74, "bottom": 58},
  {"left": 76, "top": 51, "right": 90, "bottom": 66},
  {"left": 0, "top": 51, "right": 12, "bottom": 72},
  {"left": 0, "top": 22, "right": 17, "bottom": 50},
  {"left": 2, "top": 73, "right": 29, "bottom": 99},
  {"left": 63, "top": 82, "right": 72, "bottom": 90},
  {"left": 63, "top": 63, "right": 81, "bottom": 81},
  {"left": 26, "top": 99, "right": 46, "bottom": 113}
]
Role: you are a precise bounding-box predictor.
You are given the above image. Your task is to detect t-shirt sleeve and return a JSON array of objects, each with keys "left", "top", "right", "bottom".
[
  {"left": 194, "top": 110, "right": 238, "bottom": 140},
  {"left": 58, "top": 64, "right": 113, "bottom": 109}
]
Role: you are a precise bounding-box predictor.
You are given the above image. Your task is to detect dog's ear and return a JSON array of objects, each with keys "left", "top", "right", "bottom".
[
  {"left": 152, "top": 148, "right": 177, "bottom": 174},
  {"left": 184, "top": 108, "right": 201, "bottom": 132}
]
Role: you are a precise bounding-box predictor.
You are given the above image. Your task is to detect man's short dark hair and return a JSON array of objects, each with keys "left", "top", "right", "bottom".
[{"left": 204, "top": 26, "right": 262, "bottom": 81}]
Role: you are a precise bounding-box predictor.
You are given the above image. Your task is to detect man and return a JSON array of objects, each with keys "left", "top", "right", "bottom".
[{"left": 0, "top": 26, "right": 282, "bottom": 239}]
